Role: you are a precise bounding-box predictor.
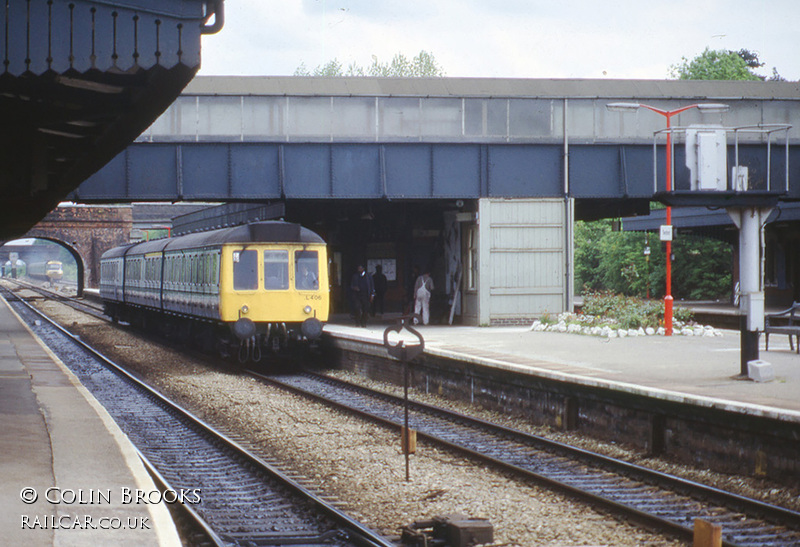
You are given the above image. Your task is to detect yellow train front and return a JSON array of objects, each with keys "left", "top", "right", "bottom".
[
  {"left": 28, "top": 260, "right": 63, "bottom": 283},
  {"left": 100, "top": 221, "right": 329, "bottom": 362}
]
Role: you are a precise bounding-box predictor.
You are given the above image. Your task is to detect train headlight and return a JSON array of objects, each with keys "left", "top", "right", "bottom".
[
  {"left": 303, "top": 305, "right": 313, "bottom": 314},
  {"left": 240, "top": 305, "right": 249, "bottom": 315}
]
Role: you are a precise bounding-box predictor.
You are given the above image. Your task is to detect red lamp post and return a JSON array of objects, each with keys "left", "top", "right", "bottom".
[{"left": 606, "top": 102, "right": 729, "bottom": 335}]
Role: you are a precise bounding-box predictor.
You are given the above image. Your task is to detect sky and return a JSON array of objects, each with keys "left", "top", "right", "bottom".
[{"left": 198, "top": 0, "right": 800, "bottom": 81}]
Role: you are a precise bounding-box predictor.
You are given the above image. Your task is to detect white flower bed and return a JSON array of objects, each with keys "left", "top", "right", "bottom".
[{"left": 530, "top": 312, "right": 724, "bottom": 338}]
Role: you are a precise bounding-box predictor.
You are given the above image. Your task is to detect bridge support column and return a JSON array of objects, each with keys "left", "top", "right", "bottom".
[{"left": 727, "top": 206, "right": 772, "bottom": 376}]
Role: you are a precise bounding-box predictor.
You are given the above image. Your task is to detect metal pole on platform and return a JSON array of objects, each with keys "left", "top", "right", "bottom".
[
  {"left": 728, "top": 207, "right": 771, "bottom": 375},
  {"left": 664, "top": 113, "right": 674, "bottom": 335}
]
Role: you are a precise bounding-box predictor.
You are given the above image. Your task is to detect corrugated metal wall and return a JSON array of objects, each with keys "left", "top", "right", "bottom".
[{"left": 478, "top": 198, "right": 567, "bottom": 325}]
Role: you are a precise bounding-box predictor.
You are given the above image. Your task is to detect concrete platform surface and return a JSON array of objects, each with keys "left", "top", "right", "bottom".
[
  {"left": 0, "top": 297, "right": 181, "bottom": 546},
  {"left": 326, "top": 318, "right": 800, "bottom": 422}
]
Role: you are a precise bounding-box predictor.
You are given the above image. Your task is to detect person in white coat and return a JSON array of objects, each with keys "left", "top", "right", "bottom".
[{"left": 413, "top": 270, "right": 434, "bottom": 325}]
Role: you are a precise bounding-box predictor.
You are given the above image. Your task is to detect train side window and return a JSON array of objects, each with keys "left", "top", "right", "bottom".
[
  {"left": 233, "top": 250, "right": 258, "bottom": 290},
  {"left": 295, "top": 251, "right": 319, "bottom": 290},
  {"left": 264, "top": 250, "right": 289, "bottom": 290}
]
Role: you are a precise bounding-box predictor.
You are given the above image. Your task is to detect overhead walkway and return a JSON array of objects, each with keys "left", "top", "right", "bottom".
[{"left": 72, "top": 77, "right": 800, "bottom": 221}]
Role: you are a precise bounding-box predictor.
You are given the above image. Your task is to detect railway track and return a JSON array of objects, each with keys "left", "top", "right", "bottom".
[
  {"left": 11, "top": 281, "right": 800, "bottom": 545},
  {"left": 2, "top": 288, "right": 393, "bottom": 547},
  {"left": 252, "top": 370, "right": 800, "bottom": 547},
  {"left": 4, "top": 278, "right": 104, "bottom": 316}
]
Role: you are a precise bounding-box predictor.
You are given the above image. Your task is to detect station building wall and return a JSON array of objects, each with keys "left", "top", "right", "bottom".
[{"left": 472, "top": 198, "right": 571, "bottom": 326}]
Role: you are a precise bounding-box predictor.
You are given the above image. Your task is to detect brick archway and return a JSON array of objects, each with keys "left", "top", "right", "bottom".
[{"left": 25, "top": 205, "right": 133, "bottom": 292}]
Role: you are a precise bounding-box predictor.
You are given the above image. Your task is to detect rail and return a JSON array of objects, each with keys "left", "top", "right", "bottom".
[
  {"left": 251, "top": 370, "right": 800, "bottom": 547},
  {"left": 2, "top": 287, "right": 393, "bottom": 547}
]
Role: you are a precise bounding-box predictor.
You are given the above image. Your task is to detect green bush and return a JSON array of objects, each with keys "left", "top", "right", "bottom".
[
  {"left": 539, "top": 311, "right": 557, "bottom": 325},
  {"left": 673, "top": 305, "right": 695, "bottom": 324},
  {"left": 574, "top": 220, "right": 733, "bottom": 301},
  {"left": 581, "top": 291, "right": 693, "bottom": 329}
]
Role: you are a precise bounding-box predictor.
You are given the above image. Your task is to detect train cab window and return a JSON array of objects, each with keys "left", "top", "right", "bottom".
[
  {"left": 233, "top": 250, "right": 258, "bottom": 291},
  {"left": 295, "top": 251, "right": 319, "bottom": 290},
  {"left": 264, "top": 250, "right": 289, "bottom": 290}
]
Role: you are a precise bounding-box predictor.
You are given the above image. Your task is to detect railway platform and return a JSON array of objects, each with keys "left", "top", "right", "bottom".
[
  {"left": 0, "top": 296, "right": 181, "bottom": 546},
  {"left": 326, "top": 314, "right": 800, "bottom": 420}
]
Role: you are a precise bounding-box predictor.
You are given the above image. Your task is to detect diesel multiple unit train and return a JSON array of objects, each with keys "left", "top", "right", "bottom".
[{"left": 100, "top": 222, "right": 329, "bottom": 362}]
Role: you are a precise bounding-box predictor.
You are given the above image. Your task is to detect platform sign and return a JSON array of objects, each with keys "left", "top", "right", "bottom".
[{"left": 659, "top": 225, "right": 673, "bottom": 242}]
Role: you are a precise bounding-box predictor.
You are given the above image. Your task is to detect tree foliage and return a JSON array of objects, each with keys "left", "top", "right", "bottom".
[
  {"left": 295, "top": 51, "right": 444, "bottom": 77},
  {"left": 669, "top": 47, "right": 787, "bottom": 81},
  {"left": 574, "top": 220, "right": 732, "bottom": 301},
  {"left": 575, "top": 220, "right": 662, "bottom": 298},
  {"left": 670, "top": 47, "right": 762, "bottom": 80},
  {"left": 671, "top": 236, "right": 733, "bottom": 300}
]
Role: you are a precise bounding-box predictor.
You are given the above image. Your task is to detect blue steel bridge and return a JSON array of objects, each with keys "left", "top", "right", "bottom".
[{"left": 71, "top": 76, "right": 800, "bottom": 220}]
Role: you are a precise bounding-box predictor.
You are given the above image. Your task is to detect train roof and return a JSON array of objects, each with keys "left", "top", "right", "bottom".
[
  {"left": 101, "top": 243, "right": 136, "bottom": 259},
  {"left": 101, "top": 221, "right": 324, "bottom": 259}
]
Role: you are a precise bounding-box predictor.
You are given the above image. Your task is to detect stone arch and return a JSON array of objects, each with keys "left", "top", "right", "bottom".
[{"left": 22, "top": 204, "right": 132, "bottom": 291}]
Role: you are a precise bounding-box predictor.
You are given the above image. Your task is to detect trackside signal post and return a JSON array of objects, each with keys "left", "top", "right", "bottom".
[{"left": 384, "top": 316, "right": 424, "bottom": 481}]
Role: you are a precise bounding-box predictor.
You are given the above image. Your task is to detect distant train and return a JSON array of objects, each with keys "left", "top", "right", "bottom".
[
  {"left": 100, "top": 221, "right": 329, "bottom": 362},
  {"left": 28, "top": 260, "right": 63, "bottom": 282}
]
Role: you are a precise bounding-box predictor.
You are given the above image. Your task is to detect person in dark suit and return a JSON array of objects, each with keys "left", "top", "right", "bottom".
[
  {"left": 350, "top": 264, "right": 374, "bottom": 327},
  {"left": 371, "top": 264, "right": 387, "bottom": 317}
]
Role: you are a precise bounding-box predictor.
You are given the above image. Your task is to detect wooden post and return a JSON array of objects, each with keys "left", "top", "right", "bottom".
[
  {"left": 693, "top": 519, "right": 722, "bottom": 547},
  {"left": 401, "top": 427, "right": 417, "bottom": 454}
]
